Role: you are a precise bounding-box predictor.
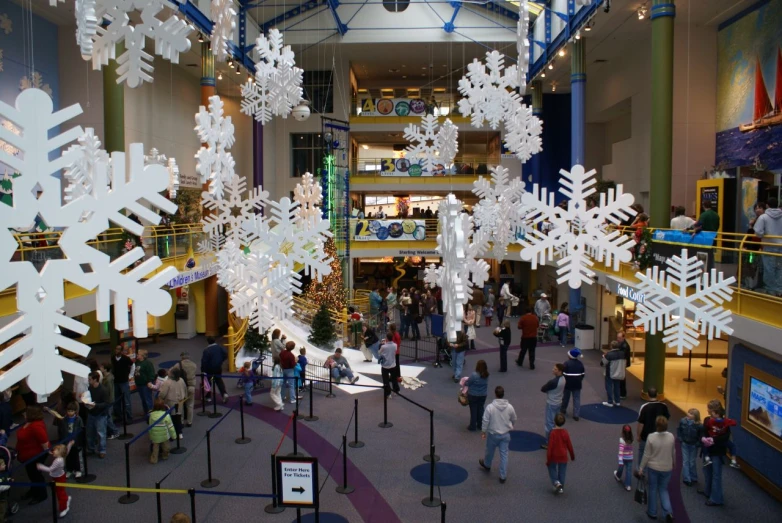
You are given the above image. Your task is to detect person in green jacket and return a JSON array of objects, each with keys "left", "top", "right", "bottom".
[
  {"left": 148, "top": 399, "right": 176, "bottom": 464},
  {"left": 135, "top": 350, "right": 157, "bottom": 415},
  {"left": 693, "top": 200, "right": 720, "bottom": 233}
]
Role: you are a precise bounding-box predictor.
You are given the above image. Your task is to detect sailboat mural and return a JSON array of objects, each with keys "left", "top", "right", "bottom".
[{"left": 740, "top": 48, "right": 782, "bottom": 132}]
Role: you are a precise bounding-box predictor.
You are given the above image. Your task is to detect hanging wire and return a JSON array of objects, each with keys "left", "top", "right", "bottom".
[{"left": 684, "top": 0, "right": 691, "bottom": 212}]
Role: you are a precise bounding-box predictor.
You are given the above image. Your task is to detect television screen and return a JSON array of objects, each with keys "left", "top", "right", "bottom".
[{"left": 748, "top": 377, "right": 782, "bottom": 442}]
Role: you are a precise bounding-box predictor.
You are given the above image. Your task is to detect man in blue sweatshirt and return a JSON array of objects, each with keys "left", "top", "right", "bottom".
[
  {"left": 201, "top": 337, "right": 229, "bottom": 403},
  {"left": 540, "top": 363, "right": 565, "bottom": 448},
  {"left": 560, "top": 349, "right": 585, "bottom": 421}
]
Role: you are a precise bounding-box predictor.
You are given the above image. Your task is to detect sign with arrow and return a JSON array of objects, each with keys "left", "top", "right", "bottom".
[{"left": 276, "top": 456, "right": 319, "bottom": 508}]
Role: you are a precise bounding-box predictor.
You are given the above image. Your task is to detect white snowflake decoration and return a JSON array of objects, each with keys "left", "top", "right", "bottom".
[
  {"left": 20, "top": 72, "right": 53, "bottom": 98},
  {"left": 63, "top": 128, "right": 109, "bottom": 223},
  {"left": 194, "top": 95, "right": 236, "bottom": 199},
  {"left": 0, "top": 14, "right": 12, "bottom": 35},
  {"left": 472, "top": 166, "right": 526, "bottom": 260},
  {"left": 241, "top": 29, "right": 303, "bottom": 125},
  {"left": 517, "top": 0, "right": 530, "bottom": 92},
  {"left": 201, "top": 174, "right": 268, "bottom": 247},
  {"left": 504, "top": 104, "right": 543, "bottom": 163},
  {"left": 518, "top": 164, "right": 637, "bottom": 289},
  {"left": 91, "top": 0, "right": 193, "bottom": 88},
  {"left": 0, "top": 119, "right": 20, "bottom": 157},
  {"left": 0, "top": 88, "right": 178, "bottom": 396},
  {"left": 210, "top": 0, "right": 237, "bottom": 63},
  {"left": 143, "top": 147, "right": 179, "bottom": 199},
  {"left": 49, "top": 0, "right": 64, "bottom": 5},
  {"left": 458, "top": 51, "right": 521, "bottom": 130},
  {"left": 76, "top": 0, "right": 99, "bottom": 60},
  {"left": 633, "top": 249, "right": 735, "bottom": 355},
  {"left": 293, "top": 172, "right": 323, "bottom": 229},
  {"left": 403, "top": 115, "right": 459, "bottom": 174}
]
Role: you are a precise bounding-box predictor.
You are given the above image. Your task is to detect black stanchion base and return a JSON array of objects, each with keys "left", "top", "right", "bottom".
[
  {"left": 118, "top": 494, "right": 140, "bottom": 504},
  {"left": 421, "top": 496, "right": 442, "bottom": 508},
  {"left": 235, "top": 437, "right": 252, "bottom": 445},
  {"left": 378, "top": 422, "right": 393, "bottom": 429},
  {"left": 683, "top": 378, "right": 696, "bottom": 383},
  {"left": 701, "top": 364, "right": 713, "bottom": 368},
  {"left": 348, "top": 441, "right": 365, "bottom": 449},
  {"left": 326, "top": 394, "right": 336, "bottom": 398},
  {"left": 170, "top": 447, "right": 187, "bottom": 455},
  {"left": 196, "top": 411, "right": 209, "bottom": 417},
  {"left": 76, "top": 474, "right": 96, "bottom": 484},
  {"left": 336, "top": 485, "right": 355, "bottom": 495},
  {"left": 423, "top": 454, "right": 440, "bottom": 462},
  {"left": 200, "top": 479, "right": 220, "bottom": 488},
  {"left": 432, "top": 363, "right": 442, "bottom": 368},
  {"left": 303, "top": 415, "right": 319, "bottom": 422},
  {"left": 117, "top": 433, "right": 134, "bottom": 441},
  {"left": 264, "top": 504, "right": 285, "bottom": 514},
  {"left": 208, "top": 412, "right": 223, "bottom": 419}
]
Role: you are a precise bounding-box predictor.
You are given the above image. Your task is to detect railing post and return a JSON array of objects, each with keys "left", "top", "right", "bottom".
[
  {"left": 208, "top": 376, "right": 222, "bottom": 418},
  {"left": 117, "top": 399, "right": 134, "bottom": 440},
  {"left": 200, "top": 431, "right": 220, "bottom": 488},
  {"left": 326, "top": 369, "right": 335, "bottom": 398},
  {"left": 423, "top": 410, "right": 440, "bottom": 462},
  {"left": 421, "top": 445, "right": 441, "bottom": 508},
  {"left": 197, "top": 374, "right": 208, "bottom": 417},
  {"left": 118, "top": 443, "right": 139, "bottom": 504},
  {"left": 348, "top": 399, "right": 364, "bottom": 448},
  {"left": 378, "top": 389, "right": 393, "bottom": 428},
  {"left": 304, "top": 378, "right": 318, "bottom": 422},
  {"left": 189, "top": 488, "right": 197, "bottom": 523},
  {"left": 441, "top": 501, "right": 447, "bottom": 522},
  {"left": 156, "top": 481, "right": 162, "bottom": 523},
  {"left": 433, "top": 337, "right": 442, "bottom": 368},
  {"left": 236, "top": 397, "right": 251, "bottom": 444},
  {"left": 76, "top": 429, "right": 96, "bottom": 483},
  {"left": 264, "top": 453, "right": 285, "bottom": 514},
  {"left": 336, "top": 435, "right": 355, "bottom": 494},
  {"left": 171, "top": 405, "right": 187, "bottom": 454},
  {"left": 50, "top": 482, "right": 57, "bottom": 523}
]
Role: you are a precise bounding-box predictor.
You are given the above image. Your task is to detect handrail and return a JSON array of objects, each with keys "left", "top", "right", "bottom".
[{"left": 351, "top": 158, "right": 499, "bottom": 178}]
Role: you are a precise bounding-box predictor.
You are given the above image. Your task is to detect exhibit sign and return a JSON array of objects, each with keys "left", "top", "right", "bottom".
[
  {"left": 276, "top": 456, "right": 319, "bottom": 508},
  {"left": 353, "top": 219, "right": 428, "bottom": 241}
]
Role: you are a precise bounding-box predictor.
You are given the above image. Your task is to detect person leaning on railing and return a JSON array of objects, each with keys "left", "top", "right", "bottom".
[{"left": 753, "top": 197, "right": 782, "bottom": 297}]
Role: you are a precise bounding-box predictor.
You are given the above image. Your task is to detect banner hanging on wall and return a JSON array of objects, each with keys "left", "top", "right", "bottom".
[
  {"left": 360, "top": 98, "right": 430, "bottom": 117},
  {"left": 353, "top": 219, "right": 428, "bottom": 241},
  {"left": 373, "top": 157, "right": 455, "bottom": 177}
]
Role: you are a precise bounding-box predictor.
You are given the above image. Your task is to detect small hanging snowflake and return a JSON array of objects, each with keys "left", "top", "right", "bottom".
[
  {"left": 633, "top": 249, "right": 735, "bottom": 355},
  {"left": 0, "top": 14, "right": 12, "bottom": 35},
  {"left": 504, "top": 104, "right": 543, "bottom": 163},
  {"left": 20, "top": 72, "right": 53, "bottom": 98},
  {"left": 458, "top": 51, "right": 521, "bottom": 130},
  {"left": 293, "top": 172, "right": 323, "bottom": 229},
  {"left": 517, "top": 0, "right": 530, "bottom": 91},
  {"left": 194, "top": 95, "right": 236, "bottom": 199},
  {"left": 518, "top": 164, "right": 637, "bottom": 289},
  {"left": 403, "top": 115, "right": 459, "bottom": 174},
  {"left": 201, "top": 174, "right": 268, "bottom": 247},
  {"left": 210, "top": 0, "right": 237, "bottom": 63},
  {"left": 472, "top": 166, "right": 526, "bottom": 260},
  {"left": 91, "top": 0, "right": 193, "bottom": 88},
  {"left": 241, "top": 29, "right": 303, "bottom": 125},
  {"left": 143, "top": 147, "right": 179, "bottom": 199},
  {"left": 75, "top": 0, "right": 99, "bottom": 60}
]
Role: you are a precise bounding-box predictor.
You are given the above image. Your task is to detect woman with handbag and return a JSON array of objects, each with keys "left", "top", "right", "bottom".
[
  {"left": 464, "top": 306, "right": 477, "bottom": 350},
  {"left": 494, "top": 319, "right": 512, "bottom": 372},
  {"left": 637, "top": 415, "right": 675, "bottom": 521},
  {"left": 464, "top": 360, "right": 489, "bottom": 432},
  {"left": 556, "top": 303, "right": 570, "bottom": 347}
]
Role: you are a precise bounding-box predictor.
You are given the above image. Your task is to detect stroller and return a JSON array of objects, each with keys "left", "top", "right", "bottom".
[
  {"left": 237, "top": 354, "right": 267, "bottom": 390},
  {"left": 538, "top": 313, "right": 553, "bottom": 342},
  {"left": 0, "top": 441, "right": 19, "bottom": 517},
  {"left": 437, "top": 336, "right": 453, "bottom": 367}
]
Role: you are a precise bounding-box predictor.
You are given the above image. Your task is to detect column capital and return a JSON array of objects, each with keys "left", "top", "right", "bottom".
[{"left": 651, "top": 1, "right": 676, "bottom": 20}]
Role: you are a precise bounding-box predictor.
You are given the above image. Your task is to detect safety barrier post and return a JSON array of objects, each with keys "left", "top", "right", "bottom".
[
  {"left": 50, "top": 481, "right": 57, "bottom": 523},
  {"left": 118, "top": 399, "right": 134, "bottom": 440},
  {"left": 433, "top": 340, "right": 441, "bottom": 368},
  {"left": 348, "top": 399, "right": 364, "bottom": 448},
  {"left": 76, "top": 429, "right": 96, "bottom": 483},
  {"left": 288, "top": 409, "right": 304, "bottom": 457},
  {"left": 264, "top": 453, "right": 285, "bottom": 514},
  {"left": 189, "top": 488, "right": 197, "bottom": 523},
  {"left": 200, "top": 431, "right": 220, "bottom": 488},
  {"left": 423, "top": 410, "right": 440, "bottom": 462},
  {"left": 118, "top": 443, "right": 140, "bottom": 504},
  {"left": 336, "top": 435, "right": 354, "bottom": 494},
  {"left": 171, "top": 405, "right": 187, "bottom": 455},
  {"left": 208, "top": 377, "right": 222, "bottom": 419},
  {"left": 156, "top": 481, "right": 162, "bottom": 523},
  {"left": 415, "top": 338, "right": 419, "bottom": 362},
  {"left": 236, "top": 397, "right": 251, "bottom": 444},
  {"left": 295, "top": 377, "right": 301, "bottom": 419},
  {"left": 441, "top": 501, "right": 447, "bottom": 522},
  {"left": 197, "top": 375, "right": 208, "bottom": 417},
  {"left": 421, "top": 445, "right": 441, "bottom": 508},
  {"left": 303, "top": 378, "right": 318, "bottom": 422},
  {"left": 326, "top": 371, "right": 335, "bottom": 398},
  {"left": 378, "top": 390, "right": 393, "bottom": 428}
]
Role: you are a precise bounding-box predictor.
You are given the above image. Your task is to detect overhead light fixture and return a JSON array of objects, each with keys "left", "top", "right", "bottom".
[
  {"left": 551, "top": 83, "right": 557, "bottom": 92},
  {"left": 228, "top": 59, "right": 234, "bottom": 69},
  {"left": 541, "top": 71, "right": 546, "bottom": 78},
  {"left": 585, "top": 20, "right": 593, "bottom": 32},
  {"left": 248, "top": 74, "right": 253, "bottom": 83},
  {"left": 217, "top": 72, "right": 223, "bottom": 80},
  {"left": 637, "top": 4, "right": 647, "bottom": 20},
  {"left": 548, "top": 62, "right": 554, "bottom": 70},
  {"left": 558, "top": 48, "right": 565, "bottom": 57},
  {"left": 236, "top": 66, "right": 241, "bottom": 75},
  {"left": 575, "top": 30, "right": 581, "bottom": 40},
  {"left": 361, "top": 144, "right": 369, "bottom": 150},
  {"left": 197, "top": 33, "right": 204, "bottom": 43}
]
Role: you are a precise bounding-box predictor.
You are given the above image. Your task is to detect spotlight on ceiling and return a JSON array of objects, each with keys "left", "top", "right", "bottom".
[
  {"left": 197, "top": 33, "right": 204, "bottom": 43},
  {"left": 548, "top": 61, "right": 554, "bottom": 70},
  {"left": 575, "top": 30, "right": 581, "bottom": 40},
  {"left": 558, "top": 48, "right": 565, "bottom": 57},
  {"left": 217, "top": 72, "right": 223, "bottom": 80},
  {"left": 584, "top": 20, "right": 593, "bottom": 31},
  {"left": 638, "top": 4, "right": 647, "bottom": 20}
]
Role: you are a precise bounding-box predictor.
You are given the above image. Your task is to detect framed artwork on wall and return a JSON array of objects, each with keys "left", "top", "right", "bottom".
[{"left": 742, "top": 364, "right": 782, "bottom": 451}]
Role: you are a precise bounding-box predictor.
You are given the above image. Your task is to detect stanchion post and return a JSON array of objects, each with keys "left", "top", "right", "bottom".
[
  {"left": 208, "top": 377, "right": 222, "bottom": 418},
  {"left": 295, "top": 377, "right": 300, "bottom": 418},
  {"left": 236, "top": 397, "right": 251, "bottom": 444},
  {"left": 200, "top": 431, "right": 220, "bottom": 488},
  {"left": 348, "top": 399, "right": 364, "bottom": 448},
  {"left": 304, "top": 378, "right": 318, "bottom": 422},
  {"left": 336, "top": 435, "right": 355, "bottom": 494},
  {"left": 197, "top": 375, "right": 208, "bottom": 417},
  {"left": 415, "top": 338, "right": 419, "bottom": 362},
  {"left": 118, "top": 443, "right": 140, "bottom": 504},
  {"left": 701, "top": 337, "right": 713, "bottom": 368},
  {"left": 76, "top": 429, "right": 96, "bottom": 483},
  {"left": 684, "top": 348, "right": 696, "bottom": 383},
  {"left": 423, "top": 410, "right": 440, "bottom": 462},
  {"left": 421, "top": 445, "right": 441, "bottom": 508},
  {"left": 117, "top": 398, "right": 133, "bottom": 440},
  {"left": 156, "top": 481, "right": 162, "bottom": 523},
  {"left": 189, "top": 488, "right": 196, "bottom": 523},
  {"left": 264, "top": 453, "right": 285, "bottom": 514},
  {"left": 441, "top": 501, "right": 447, "bottom": 522},
  {"left": 326, "top": 370, "right": 335, "bottom": 398},
  {"left": 378, "top": 389, "right": 393, "bottom": 428},
  {"left": 50, "top": 481, "right": 57, "bottom": 523},
  {"left": 288, "top": 412, "right": 304, "bottom": 457},
  {"left": 171, "top": 405, "right": 187, "bottom": 455},
  {"left": 433, "top": 338, "right": 441, "bottom": 368}
]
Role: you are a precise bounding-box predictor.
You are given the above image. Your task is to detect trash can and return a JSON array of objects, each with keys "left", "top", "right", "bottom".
[{"left": 574, "top": 324, "right": 595, "bottom": 351}]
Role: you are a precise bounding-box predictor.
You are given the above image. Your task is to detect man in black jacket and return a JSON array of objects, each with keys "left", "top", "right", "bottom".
[
  {"left": 86, "top": 372, "right": 111, "bottom": 459},
  {"left": 111, "top": 345, "right": 134, "bottom": 423},
  {"left": 617, "top": 331, "right": 632, "bottom": 398},
  {"left": 560, "top": 349, "right": 585, "bottom": 421},
  {"left": 201, "top": 337, "right": 229, "bottom": 403}
]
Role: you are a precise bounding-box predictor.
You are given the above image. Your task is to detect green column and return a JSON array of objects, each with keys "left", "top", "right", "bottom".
[
  {"left": 103, "top": 43, "right": 124, "bottom": 349},
  {"left": 643, "top": 0, "right": 676, "bottom": 400}
]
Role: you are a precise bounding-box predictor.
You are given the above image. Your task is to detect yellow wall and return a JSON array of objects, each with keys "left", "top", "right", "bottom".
[{"left": 192, "top": 280, "right": 206, "bottom": 334}]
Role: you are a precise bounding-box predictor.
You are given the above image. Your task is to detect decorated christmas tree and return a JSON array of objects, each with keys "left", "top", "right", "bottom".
[
  {"left": 301, "top": 236, "right": 346, "bottom": 311},
  {"left": 244, "top": 327, "right": 270, "bottom": 354},
  {"left": 308, "top": 304, "right": 337, "bottom": 349}
]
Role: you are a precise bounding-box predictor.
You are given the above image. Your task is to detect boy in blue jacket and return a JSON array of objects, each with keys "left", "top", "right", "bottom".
[
  {"left": 297, "top": 348, "right": 308, "bottom": 392},
  {"left": 561, "top": 349, "right": 585, "bottom": 421}
]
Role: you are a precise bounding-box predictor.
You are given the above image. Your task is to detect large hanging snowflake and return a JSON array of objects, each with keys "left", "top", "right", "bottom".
[
  {"left": 294, "top": 172, "right": 323, "bottom": 229},
  {"left": 76, "top": 0, "right": 99, "bottom": 60},
  {"left": 241, "top": 28, "right": 303, "bottom": 125},
  {"left": 90, "top": 0, "right": 193, "bottom": 88},
  {"left": 195, "top": 95, "right": 236, "bottom": 199},
  {"left": 458, "top": 51, "right": 521, "bottom": 130},
  {"left": 504, "top": 104, "right": 543, "bottom": 163},
  {"left": 202, "top": 174, "right": 268, "bottom": 247},
  {"left": 403, "top": 114, "right": 459, "bottom": 174},
  {"left": 63, "top": 128, "right": 109, "bottom": 224},
  {"left": 517, "top": 0, "right": 530, "bottom": 92},
  {"left": 518, "top": 164, "right": 637, "bottom": 289},
  {"left": 0, "top": 88, "right": 177, "bottom": 397},
  {"left": 144, "top": 147, "right": 179, "bottom": 199},
  {"left": 633, "top": 249, "right": 735, "bottom": 355},
  {"left": 210, "top": 0, "right": 237, "bottom": 63},
  {"left": 20, "top": 72, "right": 53, "bottom": 98},
  {"left": 472, "top": 166, "right": 526, "bottom": 260}
]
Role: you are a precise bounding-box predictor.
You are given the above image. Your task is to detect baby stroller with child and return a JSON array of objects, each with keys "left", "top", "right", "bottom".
[
  {"left": 537, "top": 312, "right": 553, "bottom": 342},
  {"left": 0, "top": 440, "right": 20, "bottom": 517},
  {"left": 437, "top": 336, "right": 453, "bottom": 366},
  {"left": 237, "top": 354, "right": 267, "bottom": 390}
]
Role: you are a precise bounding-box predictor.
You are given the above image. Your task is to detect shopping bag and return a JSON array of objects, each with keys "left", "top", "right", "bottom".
[
  {"left": 634, "top": 476, "right": 648, "bottom": 505},
  {"left": 458, "top": 392, "right": 469, "bottom": 406},
  {"left": 203, "top": 375, "right": 212, "bottom": 393}
]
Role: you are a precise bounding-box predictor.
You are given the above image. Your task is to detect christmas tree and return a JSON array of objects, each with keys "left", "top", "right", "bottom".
[
  {"left": 308, "top": 304, "right": 337, "bottom": 349},
  {"left": 302, "top": 236, "right": 346, "bottom": 310},
  {"left": 244, "top": 327, "right": 270, "bottom": 354}
]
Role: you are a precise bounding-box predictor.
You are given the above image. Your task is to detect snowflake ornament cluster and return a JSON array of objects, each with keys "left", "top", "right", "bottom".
[
  {"left": 210, "top": 0, "right": 237, "bottom": 63},
  {"left": 201, "top": 174, "right": 268, "bottom": 247},
  {"left": 90, "top": 0, "right": 193, "bottom": 87},
  {"left": 195, "top": 95, "right": 236, "bottom": 199},
  {"left": 504, "top": 104, "right": 543, "bottom": 163},
  {"left": 517, "top": 0, "right": 530, "bottom": 92},
  {"left": 0, "top": 88, "right": 178, "bottom": 397},
  {"left": 20, "top": 72, "right": 53, "bottom": 98},
  {"left": 144, "top": 147, "right": 179, "bottom": 199},
  {"left": 403, "top": 114, "right": 459, "bottom": 173},
  {"left": 633, "top": 249, "right": 735, "bottom": 354},
  {"left": 241, "top": 29, "right": 304, "bottom": 125},
  {"left": 76, "top": 0, "right": 99, "bottom": 60},
  {"left": 424, "top": 194, "right": 490, "bottom": 342},
  {"left": 458, "top": 51, "right": 521, "bottom": 130},
  {"left": 518, "top": 164, "right": 637, "bottom": 289},
  {"left": 472, "top": 166, "right": 526, "bottom": 260}
]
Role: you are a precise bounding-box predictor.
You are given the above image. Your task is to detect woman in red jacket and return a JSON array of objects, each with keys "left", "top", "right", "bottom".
[
  {"left": 546, "top": 412, "right": 575, "bottom": 495},
  {"left": 16, "top": 405, "right": 51, "bottom": 504}
]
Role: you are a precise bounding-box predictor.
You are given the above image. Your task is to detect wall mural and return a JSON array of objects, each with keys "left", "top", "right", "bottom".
[{"left": 716, "top": 1, "right": 782, "bottom": 171}]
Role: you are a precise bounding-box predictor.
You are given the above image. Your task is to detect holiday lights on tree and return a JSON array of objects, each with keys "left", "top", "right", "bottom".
[{"left": 301, "top": 236, "right": 346, "bottom": 312}]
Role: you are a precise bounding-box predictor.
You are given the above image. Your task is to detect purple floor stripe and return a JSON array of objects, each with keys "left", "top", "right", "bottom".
[{"left": 670, "top": 440, "right": 691, "bottom": 523}]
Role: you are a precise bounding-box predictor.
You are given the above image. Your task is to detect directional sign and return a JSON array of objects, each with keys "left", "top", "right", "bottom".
[{"left": 276, "top": 456, "right": 319, "bottom": 508}]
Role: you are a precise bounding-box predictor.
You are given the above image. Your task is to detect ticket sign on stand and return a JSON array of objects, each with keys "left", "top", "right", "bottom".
[{"left": 276, "top": 456, "right": 319, "bottom": 508}]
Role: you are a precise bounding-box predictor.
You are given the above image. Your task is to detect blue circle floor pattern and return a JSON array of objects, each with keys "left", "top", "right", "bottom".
[
  {"left": 157, "top": 360, "right": 179, "bottom": 369},
  {"left": 508, "top": 431, "right": 547, "bottom": 452},
  {"left": 577, "top": 403, "right": 638, "bottom": 424},
  {"left": 410, "top": 462, "right": 468, "bottom": 486},
  {"left": 290, "top": 513, "right": 349, "bottom": 523}
]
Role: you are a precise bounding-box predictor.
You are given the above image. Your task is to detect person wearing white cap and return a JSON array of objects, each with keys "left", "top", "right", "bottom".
[
  {"left": 534, "top": 293, "right": 551, "bottom": 320},
  {"left": 561, "top": 349, "right": 585, "bottom": 421}
]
